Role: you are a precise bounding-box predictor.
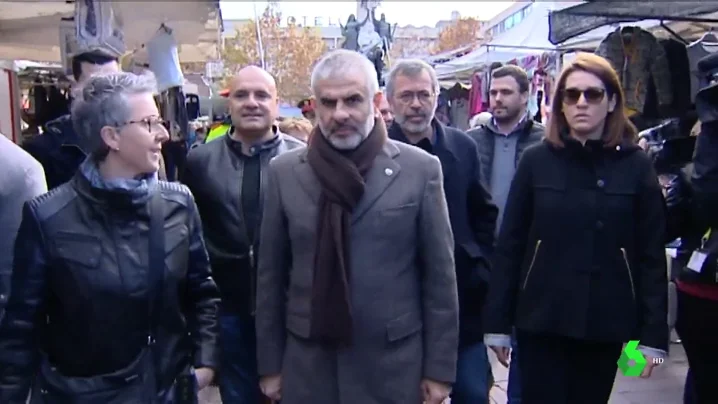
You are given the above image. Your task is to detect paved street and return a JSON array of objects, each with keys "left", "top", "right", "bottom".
[
  {"left": 199, "top": 342, "right": 689, "bottom": 404},
  {"left": 487, "top": 341, "right": 689, "bottom": 404}
]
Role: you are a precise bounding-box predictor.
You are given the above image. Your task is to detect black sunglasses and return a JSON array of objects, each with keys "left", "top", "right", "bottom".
[{"left": 562, "top": 87, "right": 606, "bottom": 105}]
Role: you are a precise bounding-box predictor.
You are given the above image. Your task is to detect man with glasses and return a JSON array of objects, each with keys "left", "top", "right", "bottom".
[
  {"left": 467, "top": 64, "right": 544, "bottom": 404},
  {"left": 386, "top": 59, "right": 498, "bottom": 404}
]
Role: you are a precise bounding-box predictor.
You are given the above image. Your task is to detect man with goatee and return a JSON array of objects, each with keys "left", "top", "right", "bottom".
[
  {"left": 255, "top": 49, "right": 459, "bottom": 404},
  {"left": 182, "top": 66, "right": 304, "bottom": 403}
]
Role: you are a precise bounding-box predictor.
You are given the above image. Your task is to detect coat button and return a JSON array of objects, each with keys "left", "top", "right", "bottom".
[
  {"left": 596, "top": 221, "right": 604, "bottom": 229},
  {"left": 597, "top": 179, "right": 605, "bottom": 188},
  {"left": 0, "top": 294, "right": 5, "bottom": 301}
]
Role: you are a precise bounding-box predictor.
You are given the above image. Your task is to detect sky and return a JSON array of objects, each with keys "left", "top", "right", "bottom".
[{"left": 220, "top": 1, "right": 516, "bottom": 27}]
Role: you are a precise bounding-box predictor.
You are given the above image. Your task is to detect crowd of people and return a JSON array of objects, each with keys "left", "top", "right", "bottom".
[{"left": 0, "top": 45, "right": 716, "bottom": 404}]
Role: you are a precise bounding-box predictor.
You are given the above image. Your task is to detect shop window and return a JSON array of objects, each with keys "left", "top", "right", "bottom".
[
  {"left": 511, "top": 12, "right": 523, "bottom": 27},
  {"left": 504, "top": 17, "right": 513, "bottom": 30},
  {"left": 522, "top": 4, "right": 533, "bottom": 18}
]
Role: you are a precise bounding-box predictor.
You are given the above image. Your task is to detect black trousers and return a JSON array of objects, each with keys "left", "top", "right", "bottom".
[
  {"left": 162, "top": 140, "right": 187, "bottom": 182},
  {"left": 676, "top": 289, "right": 718, "bottom": 404},
  {"left": 516, "top": 330, "right": 622, "bottom": 404}
]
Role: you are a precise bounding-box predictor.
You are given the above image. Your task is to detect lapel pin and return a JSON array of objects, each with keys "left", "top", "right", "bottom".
[{"left": 384, "top": 168, "right": 393, "bottom": 176}]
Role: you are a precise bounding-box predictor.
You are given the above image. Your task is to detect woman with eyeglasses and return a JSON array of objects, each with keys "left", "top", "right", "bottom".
[
  {"left": 484, "top": 53, "right": 668, "bottom": 404},
  {"left": 0, "top": 73, "right": 220, "bottom": 404}
]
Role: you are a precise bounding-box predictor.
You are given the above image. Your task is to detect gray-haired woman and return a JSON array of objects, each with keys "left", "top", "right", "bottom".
[{"left": 0, "top": 72, "right": 220, "bottom": 404}]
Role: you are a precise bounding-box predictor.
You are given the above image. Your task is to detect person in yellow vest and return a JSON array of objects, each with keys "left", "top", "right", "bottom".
[{"left": 206, "top": 116, "right": 231, "bottom": 143}]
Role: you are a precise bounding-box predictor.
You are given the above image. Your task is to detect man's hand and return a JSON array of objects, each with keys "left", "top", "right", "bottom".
[
  {"left": 640, "top": 355, "right": 660, "bottom": 378},
  {"left": 421, "top": 378, "right": 451, "bottom": 404},
  {"left": 489, "top": 345, "right": 511, "bottom": 367},
  {"left": 195, "top": 367, "right": 215, "bottom": 390},
  {"left": 638, "top": 137, "right": 649, "bottom": 151},
  {"left": 260, "top": 374, "right": 282, "bottom": 401}
]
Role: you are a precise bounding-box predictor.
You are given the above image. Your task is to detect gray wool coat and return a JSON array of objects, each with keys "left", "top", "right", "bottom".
[{"left": 255, "top": 139, "right": 459, "bottom": 404}]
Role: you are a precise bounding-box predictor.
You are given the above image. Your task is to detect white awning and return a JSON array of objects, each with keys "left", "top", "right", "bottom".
[{"left": 0, "top": 1, "right": 222, "bottom": 63}]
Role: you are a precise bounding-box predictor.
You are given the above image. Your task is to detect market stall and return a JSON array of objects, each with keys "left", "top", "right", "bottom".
[
  {"left": 0, "top": 60, "right": 20, "bottom": 143},
  {"left": 0, "top": 1, "right": 222, "bottom": 64},
  {"left": 0, "top": 1, "right": 222, "bottom": 147},
  {"left": 549, "top": 2, "right": 718, "bottom": 46},
  {"left": 548, "top": 1, "right": 718, "bottom": 131}
]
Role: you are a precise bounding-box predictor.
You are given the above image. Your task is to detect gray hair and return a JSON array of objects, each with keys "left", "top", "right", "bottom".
[
  {"left": 71, "top": 72, "right": 157, "bottom": 159},
  {"left": 386, "top": 59, "right": 440, "bottom": 98},
  {"left": 310, "top": 49, "right": 379, "bottom": 97}
]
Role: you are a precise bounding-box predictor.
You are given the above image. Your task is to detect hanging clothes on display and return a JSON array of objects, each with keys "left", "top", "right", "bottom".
[
  {"left": 31, "top": 82, "right": 72, "bottom": 128},
  {"left": 75, "top": 0, "right": 125, "bottom": 57},
  {"left": 446, "top": 84, "right": 470, "bottom": 130},
  {"left": 529, "top": 70, "right": 550, "bottom": 123},
  {"left": 147, "top": 25, "right": 184, "bottom": 93},
  {"left": 643, "top": 38, "right": 692, "bottom": 123},
  {"left": 595, "top": 26, "right": 673, "bottom": 117},
  {"left": 147, "top": 22, "right": 186, "bottom": 181},
  {"left": 468, "top": 73, "right": 483, "bottom": 116},
  {"left": 688, "top": 32, "right": 718, "bottom": 103},
  {"left": 435, "top": 91, "right": 451, "bottom": 126}
]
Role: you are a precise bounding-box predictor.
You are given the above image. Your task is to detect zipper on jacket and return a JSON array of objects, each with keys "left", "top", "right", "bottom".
[
  {"left": 620, "top": 248, "right": 636, "bottom": 301},
  {"left": 245, "top": 153, "right": 269, "bottom": 317},
  {"left": 522, "top": 240, "right": 542, "bottom": 290}
]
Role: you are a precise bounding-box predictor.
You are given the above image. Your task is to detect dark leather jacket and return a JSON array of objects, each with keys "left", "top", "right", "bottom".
[
  {"left": 23, "top": 115, "right": 86, "bottom": 190},
  {"left": 0, "top": 174, "right": 220, "bottom": 403},
  {"left": 182, "top": 129, "right": 305, "bottom": 314}
]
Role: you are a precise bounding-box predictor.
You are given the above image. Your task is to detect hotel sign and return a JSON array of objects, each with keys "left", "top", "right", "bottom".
[{"left": 285, "top": 16, "right": 343, "bottom": 27}]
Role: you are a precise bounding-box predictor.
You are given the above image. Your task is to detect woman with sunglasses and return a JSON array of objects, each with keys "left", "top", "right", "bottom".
[
  {"left": 484, "top": 52, "right": 668, "bottom": 404},
  {"left": 0, "top": 73, "right": 220, "bottom": 403}
]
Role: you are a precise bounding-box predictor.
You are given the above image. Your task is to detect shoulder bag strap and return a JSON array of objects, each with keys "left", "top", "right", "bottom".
[
  {"left": 147, "top": 191, "right": 165, "bottom": 344},
  {"left": 143, "top": 191, "right": 165, "bottom": 398}
]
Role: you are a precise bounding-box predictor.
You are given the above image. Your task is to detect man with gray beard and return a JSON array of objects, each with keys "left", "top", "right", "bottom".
[
  {"left": 386, "top": 59, "right": 498, "bottom": 404},
  {"left": 255, "top": 49, "right": 459, "bottom": 404}
]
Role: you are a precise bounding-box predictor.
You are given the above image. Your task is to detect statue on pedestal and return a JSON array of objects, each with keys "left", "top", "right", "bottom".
[
  {"left": 340, "top": 13, "right": 370, "bottom": 51},
  {"left": 371, "top": 9, "right": 397, "bottom": 53},
  {"left": 342, "top": 1, "right": 387, "bottom": 86}
]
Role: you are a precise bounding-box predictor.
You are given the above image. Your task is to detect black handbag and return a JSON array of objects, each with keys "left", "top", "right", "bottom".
[{"left": 30, "top": 192, "right": 198, "bottom": 403}]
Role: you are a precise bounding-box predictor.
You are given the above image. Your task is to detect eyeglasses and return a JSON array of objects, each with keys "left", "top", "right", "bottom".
[
  {"left": 396, "top": 91, "right": 435, "bottom": 105},
  {"left": 561, "top": 87, "right": 606, "bottom": 105},
  {"left": 120, "top": 117, "right": 167, "bottom": 133}
]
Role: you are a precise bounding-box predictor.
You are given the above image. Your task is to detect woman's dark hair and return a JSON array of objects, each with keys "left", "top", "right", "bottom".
[
  {"left": 545, "top": 52, "right": 637, "bottom": 148},
  {"left": 71, "top": 51, "right": 118, "bottom": 82}
]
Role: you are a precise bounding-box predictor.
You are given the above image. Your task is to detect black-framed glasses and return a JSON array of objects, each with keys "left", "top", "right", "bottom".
[
  {"left": 119, "top": 117, "right": 167, "bottom": 133},
  {"left": 562, "top": 87, "right": 606, "bottom": 105}
]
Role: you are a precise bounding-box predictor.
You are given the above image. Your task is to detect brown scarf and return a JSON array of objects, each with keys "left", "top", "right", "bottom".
[{"left": 306, "top": 117, "right": 387, "bottom": 346}]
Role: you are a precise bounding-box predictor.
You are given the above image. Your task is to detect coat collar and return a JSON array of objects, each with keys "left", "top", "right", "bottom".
[
  {"left": 388, "top": 118, "right": 458, "bottom": 163},
  {"left": 296, "top": 134, "right": 401, "bottom": 224}
]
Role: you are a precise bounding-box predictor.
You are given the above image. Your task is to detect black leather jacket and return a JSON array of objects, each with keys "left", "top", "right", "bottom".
[
  {"left": 0, "top": 174, "right": 220, "bottom": 403},
  {"left": 183, "top": 130, "right": 305, "bottom": 314}
]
